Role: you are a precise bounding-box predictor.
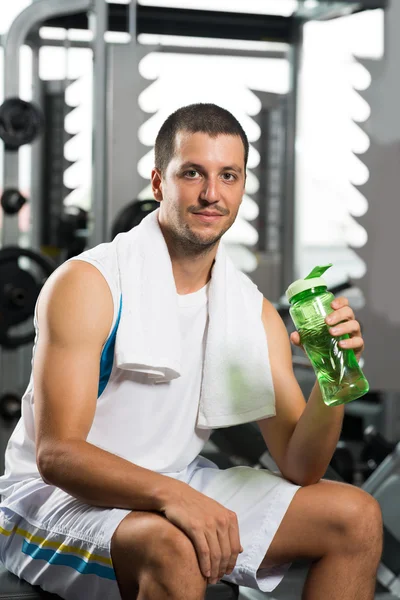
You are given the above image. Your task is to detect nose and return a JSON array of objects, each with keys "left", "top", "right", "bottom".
[{"left": 200, "top": 176, "right": 220, "bottom": 203}]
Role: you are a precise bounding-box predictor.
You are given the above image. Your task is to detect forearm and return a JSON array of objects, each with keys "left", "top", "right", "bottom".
[
  {"left": 284, "top": 382, "right": 344, "bottom": 486},
  {"left": 38, "top": 439, "right": 182, "bottom": 512}
]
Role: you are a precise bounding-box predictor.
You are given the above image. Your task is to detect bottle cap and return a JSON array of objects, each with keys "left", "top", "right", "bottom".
[{"left": 286, "top": 264, "right": 333, "bottom": 302}]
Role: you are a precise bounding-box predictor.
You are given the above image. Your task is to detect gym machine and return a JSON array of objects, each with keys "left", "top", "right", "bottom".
[
  {"left": 0, "top": 0, "right": 389, "bottom": 441},
  {"left": 0, "top": 0, "right": 298, "bottom": 457},
  {"left": 0, "top": 1, "right": 394, "bottom": 599}
]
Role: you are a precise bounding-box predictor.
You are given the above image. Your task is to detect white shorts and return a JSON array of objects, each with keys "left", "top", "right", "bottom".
[{"left": 0, "top": 456, "right": 301, "bottom": 599}]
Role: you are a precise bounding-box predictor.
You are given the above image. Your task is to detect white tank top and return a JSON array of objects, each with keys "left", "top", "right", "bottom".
[{"left": 0, "top": 248, "right": 212, "bottom": 500}]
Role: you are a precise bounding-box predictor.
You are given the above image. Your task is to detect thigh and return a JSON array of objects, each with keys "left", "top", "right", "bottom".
[
  {"left": 263, "top": 479, "right": 381, "bottom": 567},
  {"left": 0, "top": 506, "right": 122, "bottom": 600}
]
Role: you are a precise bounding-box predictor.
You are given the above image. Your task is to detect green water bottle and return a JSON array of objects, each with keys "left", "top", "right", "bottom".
[{"left": 286, "top": 264, "right": 369, "bottom": 407}]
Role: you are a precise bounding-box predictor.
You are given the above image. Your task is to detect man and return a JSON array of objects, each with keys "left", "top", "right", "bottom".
[{"left": 0, "top": 104, "right": 382, "bottom": 600}]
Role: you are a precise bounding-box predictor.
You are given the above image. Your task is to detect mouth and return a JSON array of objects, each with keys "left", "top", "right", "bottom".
[{"left": 192, "top": 212, "right": 224, "bottom": 223}]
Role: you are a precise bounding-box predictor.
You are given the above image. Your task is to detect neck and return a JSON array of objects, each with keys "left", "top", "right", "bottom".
[
  {"left": 171, "top": 251, "right": 216, "bottom": 295},
  {"left": 159, "top": 225, "right": 218, "bottom": 295}
]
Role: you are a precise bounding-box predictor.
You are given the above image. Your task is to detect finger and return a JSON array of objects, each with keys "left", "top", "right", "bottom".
[
  {"left": 325, "top": 306, "right": 354, "bottom": 326},
  {"left": 290, "top": 331, "right": 301, "bottom": 346},
  {"left": 216, "top": 528, "right": 232, "bottom": 581},
  {"left": 192, "top": 531, "right": 212, "bottom": 579},
  {"left": 338, "top": 336, "right": 364, "bottom": 351},
  {"left": 331, "top": 296, "right": 349, "bottom": 310},
  {"left": 204, "top": 529, "right": 222, "bottom": 584},
  {"left": 225, "top": 518, "right": 242, "bottom": 577},
  {"left": 328, "top": 319, "right": 361, "bottom": 338}
]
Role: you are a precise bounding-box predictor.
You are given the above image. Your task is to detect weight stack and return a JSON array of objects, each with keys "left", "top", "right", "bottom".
[{"left": 40, "top": 79, "right": 75, "bottom": 259}]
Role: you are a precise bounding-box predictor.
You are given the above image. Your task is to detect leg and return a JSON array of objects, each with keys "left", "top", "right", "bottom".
[
  {"left": 260, "top": 480, "right": 383, "bottom": 600},
  {"left": 111, "top": 511, "right": 207, "bottom": 600}
]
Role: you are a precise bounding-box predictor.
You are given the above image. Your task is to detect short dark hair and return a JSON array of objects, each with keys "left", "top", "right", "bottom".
[{"left": 154, "top": 103, "right": 249, "bottom": 174}]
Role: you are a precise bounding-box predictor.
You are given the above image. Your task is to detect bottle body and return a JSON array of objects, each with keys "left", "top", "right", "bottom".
[{"left": 289, "top": 287, "right": 369, "bottom": 406}]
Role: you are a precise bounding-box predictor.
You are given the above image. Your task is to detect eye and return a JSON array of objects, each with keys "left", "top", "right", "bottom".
[
  {"left": 183, "top": 170, "right": 200, "bottom": 178},
  {"left": 222, "top": 172, "right": 236, "bottom": 181}
]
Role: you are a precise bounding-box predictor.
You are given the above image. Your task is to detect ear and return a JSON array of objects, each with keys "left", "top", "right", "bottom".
[{"left": 151, "top": 168, "right": 163, "bottom": 202}]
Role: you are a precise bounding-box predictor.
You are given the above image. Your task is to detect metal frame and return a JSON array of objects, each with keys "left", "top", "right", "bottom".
[
  {"left": 362, "top": 442, "right": 400, "bottom": 597},
  {"left": 42, "top": 1, "right": 388, "bottom": 39},
  {"left": 27, "top": 35, "right": 289, "bottom": 59},
  {"left": 43, "top": 5, "right": 295, "bottom": 43},
  {"left": 88, "top": 0, "right": 108, "bottom": 247},
  {"left": 30, "top": 44, "right": 45, "bottom": 253},
  {"left": 297, "top": 0, "right": 388, "bottom": 20},
  {"left": 282, "top": 25, "right": 302, "bottom": 291}
]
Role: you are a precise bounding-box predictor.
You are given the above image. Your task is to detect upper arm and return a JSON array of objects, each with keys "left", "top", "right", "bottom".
[
  {"left": 256, "top": 298, "right": 306, "bottom": 475},
  {"left": 33, "top": 260, "right": 114, "bottom": 476}
]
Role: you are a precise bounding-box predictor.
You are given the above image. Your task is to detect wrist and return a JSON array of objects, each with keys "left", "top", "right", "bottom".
[{"left": 153, "top": 476, "right": 184, "bottom": 512}]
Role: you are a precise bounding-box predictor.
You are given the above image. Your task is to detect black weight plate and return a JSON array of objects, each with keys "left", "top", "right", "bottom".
[
  {"left": 1, "top": 188, "right": 27, "bottom": 215},
  {"left": 0, "top": 263, "right": 38, "bottom": 326},
  {"left": 0, "top": 247, "right": 54, "bottom": 349},
  {"left": 0, "top": 97, "right": 44, "bottom": 150},
  {"left": 0, "top": 246, "right": 54, "bottom": 276},
  {"left": 0, "top": 393, "right": 21, "bottom": 421},
  {"left": 111, "top": 199, "right": 159, "bottom": 240}
]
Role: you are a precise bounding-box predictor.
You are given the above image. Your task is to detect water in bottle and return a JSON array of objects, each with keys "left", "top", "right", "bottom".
[{"left": 286, "top": 264, "right": 369, "bottom": 407}]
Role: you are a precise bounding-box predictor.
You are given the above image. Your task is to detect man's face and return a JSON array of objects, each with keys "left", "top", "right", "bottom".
[{"left": 153, "top": 131, "right": 246, "bottom": 252}]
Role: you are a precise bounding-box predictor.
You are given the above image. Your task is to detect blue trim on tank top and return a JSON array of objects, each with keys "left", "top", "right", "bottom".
[{"left": 98, "top": 295, "right": 122, "bottom": 398}]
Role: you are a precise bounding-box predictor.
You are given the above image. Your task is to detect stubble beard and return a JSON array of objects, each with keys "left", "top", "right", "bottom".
[{"left": 169, "top": 220, "right": 225, "bottom": 258}]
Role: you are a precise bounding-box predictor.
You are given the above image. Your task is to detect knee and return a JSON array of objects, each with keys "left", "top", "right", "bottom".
[
  {"left": 112, "top": 513, "right": 206, "bottom": 600},
  {"left": 152, "top": 522, "right": 205, "bottom": 574},
  {"left": 145, "top": 519, "right": 207, "bottom": 597},
  {"left": 337, "top": 488, "right": 383, "bottom": 558}
]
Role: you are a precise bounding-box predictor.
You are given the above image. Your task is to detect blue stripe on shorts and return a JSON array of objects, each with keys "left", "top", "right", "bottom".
[{"left": 21, "top": 539, "right": 116, "bottom": 580}]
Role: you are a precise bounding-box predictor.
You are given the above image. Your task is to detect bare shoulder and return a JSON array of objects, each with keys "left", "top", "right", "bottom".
[{"left": 36, "top": 259, "right": 114, "bottom": 349}]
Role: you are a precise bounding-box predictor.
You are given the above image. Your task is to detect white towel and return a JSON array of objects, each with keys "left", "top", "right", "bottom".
[{"left": 114, "top": 209, "right": 275, "bottom": 429}]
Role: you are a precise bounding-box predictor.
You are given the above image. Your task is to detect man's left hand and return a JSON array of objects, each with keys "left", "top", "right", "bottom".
[{"left": 290, "top": 296, "right": 364, "bottom": 362}]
